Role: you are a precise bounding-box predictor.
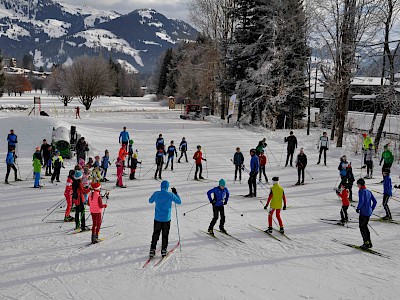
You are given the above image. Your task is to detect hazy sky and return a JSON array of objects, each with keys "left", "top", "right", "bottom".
[{"left": 60, "top": 0, "right": 189, "bottom": 21}]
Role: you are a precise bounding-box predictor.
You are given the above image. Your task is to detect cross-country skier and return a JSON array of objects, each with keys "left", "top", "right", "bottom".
[
  {"left": 233, "top": 147, "right": 244, "bottom": 182},
  {"left": 119, "top": 127, "right": 130, "bottom": 151},
  {"left": 116, "top": 157, "right": 126, "bottom": 188},
  {"left": 72, "top": 170, "right": 90, "bottom": 231},
  {"left": 259, "top": 149, "right": 268, "bottom": 183},
  {"left": 178, "top": 137, "right": 188, "bottom": 163},
  {"left": 88, "top": 182, "right": 108, "bottom": 244},
  {"left": 284, "top": 131, "right": 297, "bottom": 167},
  {"left": 317, "top": 132, "right": 329, "bottom": 165},
  {"left": 7, "top": 129, "right": 18, "bottom": 152},
  {"left": 64, "top": 170, "right": 75, "bottom": 222},
  {"left": 51, "top": 150, "right": 64, "bottom": 183},
  {"left": 127, "top": 140, "right": 134, "bottom": 167},
  {"left": 245, "top": 149, "right": 259, "bottom": 197},
  {"left": 264, "top": 176, "right": 286, "bottom": 233},
  {"left": 75, "top": 106, "right": 81, "bottom": 119},
  {"left": 118, "top": 144, "right": 128, "bottom": 172},
  {"left": 207, "top": 179, "right": 229, "bottom": 235},
  {"left": 40, "top": 139, "right": 52, "bottom": 175},
  {"left": 156, "top": 134, "right": 164, "bottom": 150},
  {"left": 129, "top": 152, "right": 141, "bottom": 180},
  {"left": 255, "top": 138, "right": 267, "bottom": 156},
  {"left": 338, "top": 155, "right": 349, "bottom": 188},
  {"left": 33, "top": 147, "right": 42, "bottom": 188},
  {"left": 5, "top": 149, "right": 20, "bottom": 184},
  {"left": 335, "top": 183, "right": 349, "bottom": 225},
  {"left": 193, "top": 145, "right": 206, "bottom": 180},
  {"left": 382, "top": 168, "right": 392, "bottom": 220},
  {"left": 356, "top": 178, "right": 377, "bottom": 249},
  {"left": 364, "top": 143, "right": 375, "bottom": 179},
  {"left": 154, "top": 148, "right": 166, "bottom": 180},
  {"left": 361, "top": 133, "right": 374, "bottom": 168},
  {"left": 165, "top": 141, "right": 178, "bottom": 170},
  {"left": 295, "top": 148, "right": 307, "bottom": 185},
  {"left": 149, "top": 181, "right": 181, "bottom": 258},
  {"left": 100, "top": 150, "right": 111, "bottom": 181},
  {"left": 380, "top": 144, "right": 394, "bottom": 181},
  {"left": 76, "top": 137, "right": 89, "bottom": 164}
]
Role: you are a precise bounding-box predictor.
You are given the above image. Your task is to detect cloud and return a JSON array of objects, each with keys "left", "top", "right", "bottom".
[{"left": 61, "top": 0, "right": 189, "bottom": 21}]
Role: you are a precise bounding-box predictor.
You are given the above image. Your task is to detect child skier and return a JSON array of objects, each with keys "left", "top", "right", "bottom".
[
  {"left": 165, "top": 141, "right": 178, "bottom": 170},
  {"left": 88, "top": 182, "right": 108, "bottom": 244},
  {"left": 118, "top": 144, "right": 128, "bottom": 172},
  {"left": 86, "top": 157, "right": 94, "bottom": 169},
  {"left": 72, "top": 170, "right": 89, "bottom": 231},
  {"left": 245, "top": 149, "right": 259, "bottom": 197},
  {"left": 64, "top": 170, "right": 75, "bottom": 222},
  {"left": 116, "top": 157, "right": 126, "bottom": 188},
  {"left": 155, "top": 148, "right": 166, "bottom": 180},
  {"left": 295, "top": 148, "right": 307, "bottom": 185},
  {"left": 101, "top": 150, "right": 111, "bottom": 182},
  {"left": 178, "top": 137, "right": 188, "bottom": 163},
  {"left": 149, "top": 181, "right": 181, "bottom": 258},
  {"left": 51, "top": 150, "right": 64, "bottom": 183},
  {"left": 193, "top": 145, "right": 207, "bottom": 180},
  {"left": 264, "top": 177, "right": 287, "bottom": 233},
  {"left": 127, "top": 140, "right": 134, "bottom": 167},
  {"left": 258, "top": 149, "right": 268, "bottom": 183},
  {"left": 93, "top": 155, "right": 101, "bottom": 169},
  {"left": 82, "top": 168, "right": 91, "bottom": 203},
  {"left": 91, "top": 165, "right": 102, "bottom": 183},
  {"left": 335, "top": 183, "right": 349, "bottom": 225},
  {"left": 382, "top": 169, "right": 392, "bottom": 220},
  {"left": 338, "top": 155, "right": 348, "bottom": 188},
  {"left": 5, "top": 149, "right": 20, "bottom": 184},
  {"left": 129, "top": 152, "right": 142, "bottom": 180},
  {"left": 380, "top": 144, "right": 394, "bottom": 180},
  {"left": 233, "top": 147, "right": 244, "bottom": 182},
  {"left": 207, "top": 179, "right": 230, "bottom": 235},
  {"left": 364, "top": 143, "right": 375, "bottom": 179},
  {"left": 33, "top": 147, "right": 42, "bottom": 188}
]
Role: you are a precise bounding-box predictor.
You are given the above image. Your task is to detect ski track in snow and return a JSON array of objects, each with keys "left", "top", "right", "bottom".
[{"left": 0, "top": 94, "right": 400, "bottom": 299}]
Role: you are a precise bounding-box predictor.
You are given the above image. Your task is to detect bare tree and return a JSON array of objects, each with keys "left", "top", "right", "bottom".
[
  {"left": 46, "top": 67, "right": 73, "bottom": 106},
  {"left": 64, "top": 56, "right": 116, "bottom": 110}
]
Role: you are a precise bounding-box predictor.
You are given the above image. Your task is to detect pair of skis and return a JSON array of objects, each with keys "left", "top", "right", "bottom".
[
  {"left": 200, "top": 229, "right": 245, "bottom": 245},
  {"left": 332, "top": 239, "right": 390, "bottom": 259},
  {"left": 249, "top": 224, "right": 291, "bottom": 242},
  {"left": 78, "top": 232, "right": 121, "bottom": 250},
  {"left": 142, "top": 241, "right": 180, "bottom": 268}
]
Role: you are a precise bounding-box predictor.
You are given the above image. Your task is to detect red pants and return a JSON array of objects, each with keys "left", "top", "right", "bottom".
[
  {"left": 116, "top": 166, "right": 123, "bottom": 186},
  {"left": 91, "top": 213, "right": 102, "bottom": 236},
  {"left": 64, "top": 191, "right": 72, "bottom": 217},
  {"left": 268, "top": 209, "right": 283, "bottom": 227}
]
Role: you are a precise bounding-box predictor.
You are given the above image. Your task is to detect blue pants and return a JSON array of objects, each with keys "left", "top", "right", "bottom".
[{"left": 34, "top": 172, "right": 41, "bottom": 187}]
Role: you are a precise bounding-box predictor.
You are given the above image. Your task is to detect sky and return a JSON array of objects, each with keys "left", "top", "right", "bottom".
[{"left": 60, "top": 0, "right": 190, "bottom": 21}]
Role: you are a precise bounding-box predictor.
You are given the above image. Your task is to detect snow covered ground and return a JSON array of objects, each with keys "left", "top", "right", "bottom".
[{"left": 1, "top": 94, "right": 400, "bottom": 299}]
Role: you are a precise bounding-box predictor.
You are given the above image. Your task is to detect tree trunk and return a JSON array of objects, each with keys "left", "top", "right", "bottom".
[{"left": 375, "top": 106, "right": 390, "bottom": 151}]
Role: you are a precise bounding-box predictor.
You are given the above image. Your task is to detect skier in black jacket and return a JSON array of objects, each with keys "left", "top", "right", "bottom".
[
  {"left": 233, "top": 147, "right": 244, "bottom": 181},
  {"left": 178, "top": 137, "right": 188, "bottom": 163},
  {"left": 295, "top": 148, "right": 307, "bottom": 185},
  {"left": 284, "top": 131, "right": 297, "bottom": 167}
]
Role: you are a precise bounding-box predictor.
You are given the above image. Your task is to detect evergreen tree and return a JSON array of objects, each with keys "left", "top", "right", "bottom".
[
  {"left": 0, "top": 51, "right": 5, "bottom": 98},
  {"left": 157, "top": 49, "right": 174, "bottom": 95}
]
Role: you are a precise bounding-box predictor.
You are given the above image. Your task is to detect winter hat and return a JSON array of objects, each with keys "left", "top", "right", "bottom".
[
  {"left": 74, "top": 170, "right": 83, "bottom": 180},
  {"left": 171, "top": 140, "right": 174, "bottom": 144},
  {"left": 219, "top": 179, "right": 226, "bottom": 187},
  {"left": 105, "top": 150, "right": 109, "bottom": 154},
  {"left": 91, "top": 182, "right": 101, "bottom": 190},
  {"left": 129, "top": 140, "right": 134, "bottom": 145},
  {"left": 133, "top": 153, "right": 138, "bottom": 159},
  {"left": 272, "top": 177, "right": 279, "bottom": 183},
  {"left": 384, "top": 144, "right": 388, "bottom": 149},
  {"left": 356, "top": 178, "right": 365, "bottom": 186},
  {"left": 290, "top": 131, "right": 293, "bottom": 135},
  {"left": 250, "top": 148, "right": 256, "bottom": 153},
  {"left": 197, "top": 145, "right": 201, "bottom": 149},
  {"left": 35, "top": 146, "right": 40, "bottom": 151},
  {"left": 55, "top": 150, "right": 60, "bottom": 154},
  {"left": 95, "top": 155, "right": 100, "bottom": 160},
  {"left": 362, "top": 133, "right": 367, "bottom": 138}
]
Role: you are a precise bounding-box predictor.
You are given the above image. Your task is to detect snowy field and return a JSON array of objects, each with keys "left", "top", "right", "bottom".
[{"left": 1, "top": 94, "right": 400, "bottom": 300}]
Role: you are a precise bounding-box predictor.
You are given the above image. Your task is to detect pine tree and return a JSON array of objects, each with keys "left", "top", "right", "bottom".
[
  {"left": 0, "top": 51, "right": 5, "bottom": 98},
  {"left": 157, "top": 49, "right": 174, "bottom": 95}
]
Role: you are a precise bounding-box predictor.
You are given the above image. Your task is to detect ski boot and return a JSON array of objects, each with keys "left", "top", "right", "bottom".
[
  {"left": 91, "top": 235, "right": 98, "bottom": 244},
  {"left": 382, "top": 216, "right": 392, "bottom": 221},
  {"left": 208, "top": 229, "right": 214, "bottom": 236},
  {"left": 161, "top": 248, "right": 167, "bottom": 258},
  {"left": 360, "top": 241, "right": 370, "bottom": 250},
  {"left": 15, "top": 178, "right": 22, "bottom": 181},
  {"left": 219, "top": 227, "right": 227, "bottom": 234},
  {"left": 244, "top": 193, "right": 254, "bottom": 198},
  {"left": 295, "top": 181, "right": 300, "bottom": 186},
  {"left": 4, "top": 180, "right": 9, "bottom": 184},
  {"left": 279, "top": 227, "right": 284, "bottom": 234},
  {"left": 149, "top": 249, "right": 156, "bottom": 258},
  {"left": 266, "top": 226, "right": 273, "bottom": 234},
  {"left": 199, "top": 176, "right": 205, "bottom": 179},
  {"left": 194, "top": 176, "right": 199, "bottom": 181}
]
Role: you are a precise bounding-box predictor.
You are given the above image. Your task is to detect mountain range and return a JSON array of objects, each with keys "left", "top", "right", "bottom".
[{"left": 0, "top": 0, "right": 198, "bottom": 74}]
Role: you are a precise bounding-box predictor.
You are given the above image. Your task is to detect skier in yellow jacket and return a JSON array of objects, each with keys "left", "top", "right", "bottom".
[{"left": 264, "top": 177, "right": 287, "bottom": 233}]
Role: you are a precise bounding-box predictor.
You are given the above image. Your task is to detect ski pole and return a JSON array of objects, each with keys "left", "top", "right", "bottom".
[
  {"left": 186, "top": 162, "right": 195, "bottom": 180},
  {"left": 25, "top": 169, "right": 33, "bottom": 180},
  {"left": 175, "top": 202, "right": 182, "bottom": 251},
  {"left": 305, "top": 168, "right": 314, "bottom": 180},
  {"left": 260, "top": 200, "right": 280, "bottom": 228},
  {"left": 204, "top": 147, "right": 209, "bottom": 179},
  {"left": 42, "top": 203, "right": 61, "bottom": 221},
  {"left": 350, "top": 205, "right": 379, "bottom": 236},
  {"left": 142, "top": 163, "right": 156, "bottom": 178},
  {"left": 267, "top": 145, "right": 280, "bottom": 166},
  {"left": 183, "top": 202, "right": 210, "bottom": 216},
  {"left": 138, "top": 162, "right": 142, "bottom": 180},
  {"left": 46, "top": 197, "right": 65, "bottom": 211},
  {"left": 14, "top": 160, "right": 22, "bottom": 180},
  {"left": 279, "top": 144, "right": 285, "bottom": 166},
  {"left": 227, "top": 204, "right": 244, "bottom": 217}
]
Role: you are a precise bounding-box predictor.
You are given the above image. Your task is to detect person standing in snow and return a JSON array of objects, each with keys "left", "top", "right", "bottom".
[
  {"left": 51, "top": 150, "right": 64, "bottom": 183},
  {"left": 317, "top": 132, "right": 329, "bottom": 165},
  {"left": 207, "top": 179, "right": 230, "bottom": 235},
  {"left": 233, "top": 147, "right": 244, "bottom": 182},
  {"left": 118, "top": 144, "right": 128, "bottom": 172},
  {"left": 338, "top": 155, "right": 349, "bottom": 188},
  {"left": 165, "top": 141, "right": 178, "bottom": 170},
  {"left": 156, "top": 134, "right": 165, "bottom": 150},
  {"left": 364, "top": 143, "right": 375, "bottom": 179},
  {"left": 264, "top": 177, "right": 287, "bottom": 233},
  {"left": 284, "top": 131, "right": 297, "bottom": 167},
  {"left": 127, "top": 140, "right": 134, "bottom": 168},
  {"left": 100, "top": 150, "right": 111, "bottom": 182},
  {"left": 361, "top": 133, "right": 374, "bottom": 168},
  {"left": 178, "top": 137, "right": 188, "bottom": 163},
  {"left": 255, "top": 138, "right": 267, "bottom": 156},
  {"left": 149, "top": 181, "right": 181, "bottom": 258},
  {"left": 155, "top": 148, "right": 166, "bottom": 180},
  {"left": 193, "top": 145, "right": 206, "bottom": 180},
  {"left": 245, "top": 149, "right": 259, "bottom": 197},
  {"left": 75, "top": 106, "right": 81, "bottom": 119},
  {"left": 76, "top": 137, "right": 89, "bottom": 164},
  {"left": 33, "top": 147, "right": 42, "bottom": 188},
  {"left": 7, "top": 129, "right": 18, "bottom": 152},
  {"left": 5, "top": 149, "right": 20, "bottom": 184},
  {"left": 129, "top": 152, "right": 141, "bottom": 180},
  {"left": 64, "top": 170, "right": 75, "bottom": 222},
  {"left": 119, "top": 127, "right": 130, "bottom": 151},
  {"left": 116, "top": 157, "right": 126, "bottom": 188},
  {"left": 355, "top": 178, "right": 377, "bottom": 249},
  {"left": 88, "top": 182, "right": 108, "bottom": 244},
  {"left": 382, "top": 169, "right": 392, "bottom": 220},
  {"left": 258, "top": 149, "right": 268, "bottom": 183},
  {"left": 380, "top": 144, "right": 394, "bottom": 180},
  {"left": 40, "top": 139, "right": 52, "bottom": 175},
  {"left": 72, "top": 170, "right": 90, "bottom": 231},
  {"left": 295, "top": 148, "right": 307, "bottom": 185},
  {"left": 335, "top": 183, "right": 350, "bottom": 225}
]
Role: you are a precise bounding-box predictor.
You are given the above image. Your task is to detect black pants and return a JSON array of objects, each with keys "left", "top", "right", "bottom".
[
  {"left": 195, "top": 164, "right": 203, "bottom": 178},
  {"left": 44, "top": 156, "right": 51, "bottom": 174},
  {"left": 51, "top": 167, "right": 61, "bottom": 182},
  {"left": 318, "top": 146, "right": 328, "bottom": 164},
  {"left": 155, "top": 163, "right": 163, "bottom": 178},
  {"left": 165, "top": 156, "right": 174, "bottom": 170},
  {"left": 178, "top": 151, "right": 188, "bottom": 162},
  {"left": 234, "top": 165, "right": 242, "bottom": 180},
  {"left": 127, "top": 154, "right": 132, "bottom": 168},
  {"left": 382, "top": 162, "right": 392, "bottom": 172},
  {"left": 151, "top": 220, "right": 171, "bottom": 250},
  {"left": 340, "top": 205, "right": 349, "bottom": 222},
  {"left": 297, "top": 167, "right": 305, "bottom": 183},
  {"left": 75, "top": 203, "right": 85, "bottom": 230},
  {"left": 209, "top": 205, "right": 225, "bottom": 230},
  {"left": 259, "top": 165, "right": 268, "bottom": 181},
  {"left": 286, "top": 151, "right": 294, "bottom": 166},
  {"left": 366, "top": 160, "right": 373, "bottom": 176},
  {"left": 383, "top": 194, "right": 392, "bottom": 218},
  {"left": 359, "top": 215, "right": 371, "bottom": 244},
  {"left": 248, "top": 172, "right": 257, "bottom": 196},
  {"left": 8, "top": 145, "right": 15, "bottom": 152},
  {"left": 5, "top": 163, "right": 17, "bottom": 181}
]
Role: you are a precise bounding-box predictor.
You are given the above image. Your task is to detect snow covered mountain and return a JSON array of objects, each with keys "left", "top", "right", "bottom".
[{"left": 0, "top": 1, "right": 198, "bottom": 73}]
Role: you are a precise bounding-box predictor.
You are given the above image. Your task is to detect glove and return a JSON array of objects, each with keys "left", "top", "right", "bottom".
[
  {"left": 15, "top": 155, "right": 17, "bottom": 158},
  {"left": 171, "top": 187, "right": 177, "bottom": 195},
  {"left": 326, "top": 148, "right": 329, "bottom": 150},
  {"left": 223, "top": 201, "right": 227, "bottom": 205},
  {"left": 212, "top": 200, "right": 216, "bottom": 205},
  {"left": 103, "top": 204, "right": 108, "bottom": 208},
  {"left": 283, "top": 205, "right": 286, "bottom": 210},
  {"left": 204, "top": 159, "right": 207, "bottom": 161},
  {"left": 356, "top": 208, "right": 360, "bottom": 214},
  {"left": 317, "top": 146, "right": 319, "bottom": 149},
  {"left": 264, "top": 205, "right": 268, "bottom": 210},
  {"left": 62, "top": 166, "right": 65, "bottom": 169},
  {"left": 379, "top": 163, "right": 382, "bottom": 166}
]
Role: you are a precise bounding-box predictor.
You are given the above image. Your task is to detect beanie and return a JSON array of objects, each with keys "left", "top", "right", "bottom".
[
  {"left": 356, "top": 178, "right": 365, "bottom": 186},
  {"left": 219, "top": 179, "right": 226, "bottom": 187},
  {"left": 91, "top": 182, "right": 101, "bottom": 190},
  {"left": 74, "top": 170, "right": 83, "bottom": 180}
]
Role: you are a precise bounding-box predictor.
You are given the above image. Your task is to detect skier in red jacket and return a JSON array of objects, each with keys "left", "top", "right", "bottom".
[
  {"left": 193, "top": 145, "right": 207, "bottom": 180},
  {"left": 258, "top": 150, "right": 268, "bottom": 183}
]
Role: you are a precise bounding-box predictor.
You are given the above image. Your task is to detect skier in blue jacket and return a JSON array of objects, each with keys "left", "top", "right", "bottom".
[
  {"left": 382, "top": 169, "right": 392, "bottom": 220},
  {"left": 7, "top": 129, "right": 18, "bottom": 152},
  {"left": 119, "top": 127, "right": 130, "bottom": 151},
  {"left": 149, "top": 180, "right": 181, "bottom": 258},
  {"left": 356, "top": 178, "right": 377, "bottom": 249},
  {"left": 245, "top": 149, "right": 259, "bottom": 197},
  {"left": 207, "top": 179, "right": 230, "bottom": 235},
  {"left": 5, "top": 149, "right": 20, "bottom": 184},
  {"left": 100, "top": 150, "right": 111, "bottom": 181}
]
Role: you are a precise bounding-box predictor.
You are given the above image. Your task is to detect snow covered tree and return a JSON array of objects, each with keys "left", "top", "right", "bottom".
[
  {"left": 64, "top": 56, "right": 116, "bottom": 110},
  {"left": 46, "top": 66, "right": 73, "bottom": 106}
]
